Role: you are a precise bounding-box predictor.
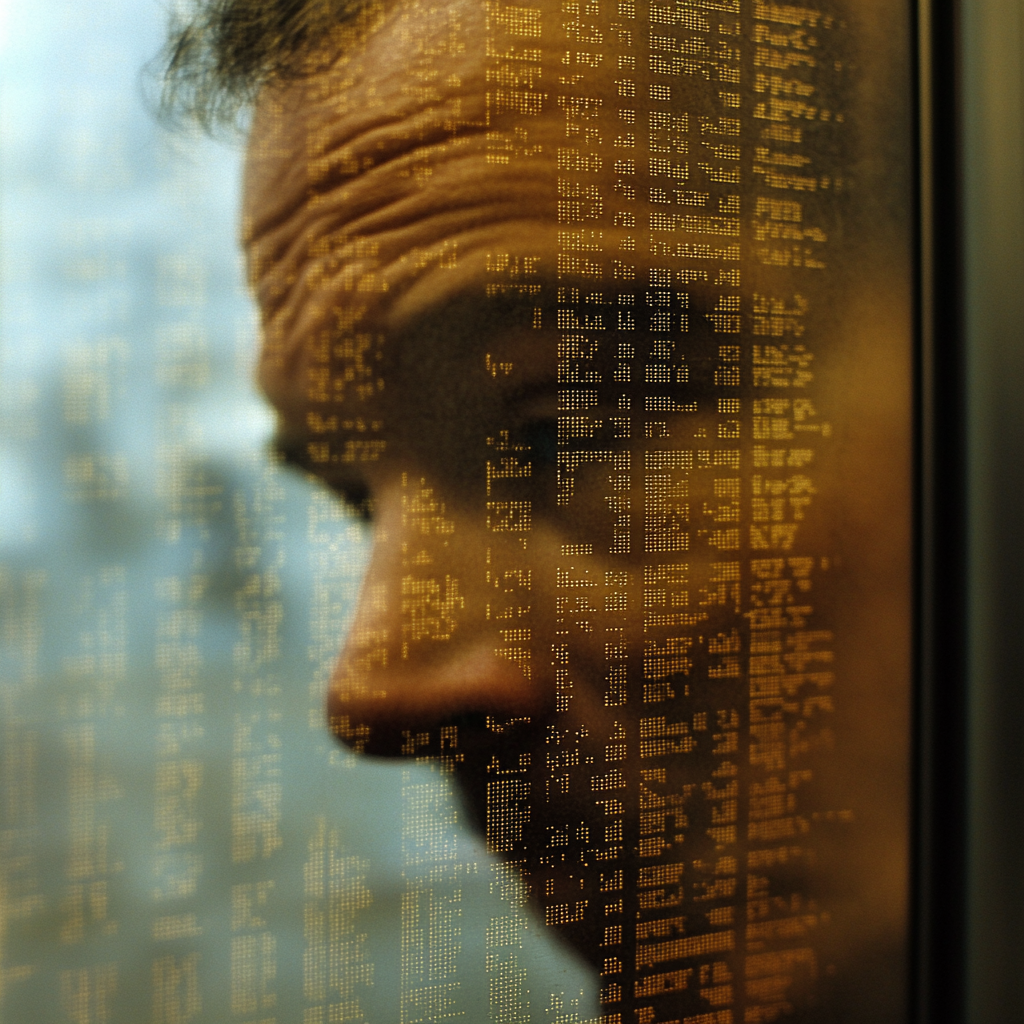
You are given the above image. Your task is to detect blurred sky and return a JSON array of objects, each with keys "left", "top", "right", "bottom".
[{"left": 0, "top": 2, "right": 594, "bottom": 1021}]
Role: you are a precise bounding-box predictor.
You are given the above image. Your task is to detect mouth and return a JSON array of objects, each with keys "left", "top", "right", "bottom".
[
  {"left": 332, "top": 707, "right": 557, "bottom": 881},
  {"left": 328, "top": 662, "right": 692, "bottom": 964}
]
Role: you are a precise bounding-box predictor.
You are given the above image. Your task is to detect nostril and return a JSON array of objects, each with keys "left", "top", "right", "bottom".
[{"left": 326, "top": 643, "right": 553, "bottom": 758}]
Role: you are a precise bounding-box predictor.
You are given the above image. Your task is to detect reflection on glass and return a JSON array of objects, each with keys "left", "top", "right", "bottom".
[{"left": 1, "top": 0, "right": 912, "bottom": 1020}]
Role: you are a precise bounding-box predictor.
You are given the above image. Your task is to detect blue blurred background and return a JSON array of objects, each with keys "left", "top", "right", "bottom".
[{"left": 0, "top": 2, "right": 595, "bottom": 1020}]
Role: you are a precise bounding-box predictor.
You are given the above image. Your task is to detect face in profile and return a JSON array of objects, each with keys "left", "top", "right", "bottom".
[
  {"left": 244, "top": 0, "right": 721, "bottom": 951},
  {"left": 236, "top": 0, "right": 914, "bottom": 1016}
]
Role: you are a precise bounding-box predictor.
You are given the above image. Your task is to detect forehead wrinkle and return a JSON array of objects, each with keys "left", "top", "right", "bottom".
[
  {"left": 245, "top": 94, "right": 565, "bottom": 415},
  {"left": 247, "top": 107, "right": 559, "bottom": 312},
  {"left": 244, "top": 76, "right": 487, "bottom": 251},
  {"left": 243, "top": 4, "right": 513, "bottom": 315},
  {"left": 243, "top": 0, "right": 491, "bottom": 230}
]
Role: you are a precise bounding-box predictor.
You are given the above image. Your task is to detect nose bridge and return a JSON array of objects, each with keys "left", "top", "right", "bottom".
[
  {"left": 393, "top": 473, "right": 466, "bottom": 660},
  {"left": 335, "top": 473, "right": 462, "bottom": 688},
  {"left": 328, "top": 473, "right": 544, "bottom": 746}
]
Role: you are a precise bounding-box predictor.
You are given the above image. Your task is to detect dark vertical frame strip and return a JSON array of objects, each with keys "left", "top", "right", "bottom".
[
  {"left": 913, "top": 0, "right": 968, "bottom": 1022},
  {"left": 962, "top": 0, "right": 1024, "bottom": 1018}
]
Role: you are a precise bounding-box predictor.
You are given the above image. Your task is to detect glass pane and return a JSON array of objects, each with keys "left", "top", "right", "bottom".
[{"left": 0, "top": 0, "right": 913, "bottom": 1021}]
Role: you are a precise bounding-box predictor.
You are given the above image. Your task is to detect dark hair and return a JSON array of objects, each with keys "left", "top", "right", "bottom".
[{"left": 154, "top": 0, "right": 366, "bottom": 131}]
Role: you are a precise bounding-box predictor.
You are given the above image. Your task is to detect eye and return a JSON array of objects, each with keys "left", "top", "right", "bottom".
[
  {"left": 271, "top": 432, "right": 306, "bottom": 469},
  {"left": 271, "top": 434, "right": 375, "bottom": 522},
  {"left": 522, "top": 417, "right": 558, "bottom": 467},
  {"left": 334, "top": 479, "right": 374, "bottom": 522}
]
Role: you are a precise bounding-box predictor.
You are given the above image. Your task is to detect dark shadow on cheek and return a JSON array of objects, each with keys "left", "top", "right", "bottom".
[{"left": 393, "top": 288, "right": 549, "bottom": 381}]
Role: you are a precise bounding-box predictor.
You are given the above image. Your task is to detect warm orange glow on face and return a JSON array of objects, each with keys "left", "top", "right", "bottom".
[{"left": 242, "top": 0, "right": 915, "bottom": 1013}]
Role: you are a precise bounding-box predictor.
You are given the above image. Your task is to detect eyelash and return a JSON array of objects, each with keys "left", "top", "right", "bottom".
[{"left": 271, "top": 437, "right": 375, "bottom": 522}]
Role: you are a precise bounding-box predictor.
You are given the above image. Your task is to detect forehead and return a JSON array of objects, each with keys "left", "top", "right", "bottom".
[
  {"left": 241, "top": 0, "right": 569, "bottom": 420},
  {"left": 241, "top": 0, "right": 553, "bottom": 243},
  {"left": 239, "top": 0, "right": 708, "bottom": 358},
  {"left": 243, "top": 0, "right": 721, "bottom": 494}
]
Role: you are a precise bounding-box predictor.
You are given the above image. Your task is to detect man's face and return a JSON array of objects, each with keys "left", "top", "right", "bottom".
[
  {"left": 242, "top": 0, "right": 731, "bottom": 962},
  {"left": 238, "top": 0, "right": 912, "bottom": 1003}
]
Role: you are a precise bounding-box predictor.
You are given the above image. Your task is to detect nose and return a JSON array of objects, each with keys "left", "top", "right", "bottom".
[{"left": 326, "top": 473, "right": 548, "bottom": 757}]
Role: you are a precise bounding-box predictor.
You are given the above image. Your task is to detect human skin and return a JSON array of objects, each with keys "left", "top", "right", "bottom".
[
  {"left": 241, "top": 0, "right": 726, "bottom": 966},
  {"left": 240, "top": 0, "right": 913, "bottom": 994}
]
